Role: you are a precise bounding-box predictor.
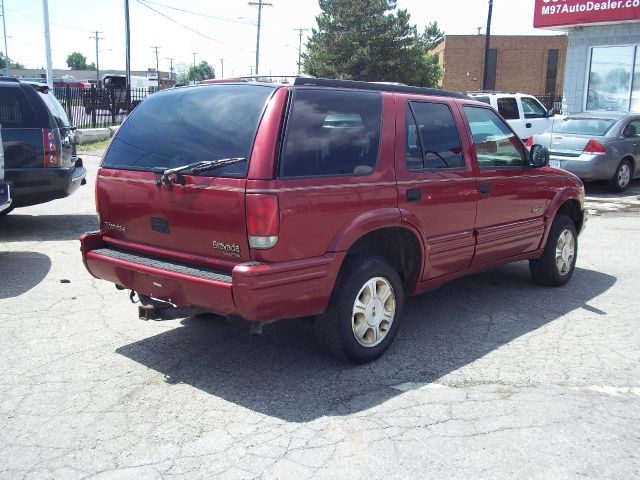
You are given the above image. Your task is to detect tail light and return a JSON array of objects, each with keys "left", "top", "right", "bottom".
[
  {"left": 583, "top": 139, "right": 606, "bottom": 155},
  {"left": 42, "top": 128, "right": 60, "bottom": 167},
  {"left": 525, "top": 136, "right": 533, "bottom": 148},
  {"left": 246, "top": 193, "right": 279, "bottom": 249}
]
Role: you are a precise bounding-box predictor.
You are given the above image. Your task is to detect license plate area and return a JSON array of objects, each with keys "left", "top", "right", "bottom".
[{"left": 549, "top": 160, "right": 562, "bottom": 169}]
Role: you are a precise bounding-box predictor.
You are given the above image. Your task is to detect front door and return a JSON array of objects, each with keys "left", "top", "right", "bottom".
[
  {"left": 395, "top": 97, "right": 478, "bottom": 280},
  {"left": 460, "top": 105, "right": 548, "bottom": 266}
]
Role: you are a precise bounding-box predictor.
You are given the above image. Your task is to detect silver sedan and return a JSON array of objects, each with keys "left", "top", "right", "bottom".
[{"left": 533, "top": 112, "right": 640, "bottom": 192}]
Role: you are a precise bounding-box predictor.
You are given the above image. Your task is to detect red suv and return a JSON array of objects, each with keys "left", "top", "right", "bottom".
[{"left": 80, "top": 78, "right": 586, "bottom": 363}]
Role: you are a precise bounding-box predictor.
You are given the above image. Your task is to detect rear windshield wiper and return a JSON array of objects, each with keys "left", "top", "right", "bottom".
[{"left": 157, "top": 157, "right": 246, "bottom": 186}]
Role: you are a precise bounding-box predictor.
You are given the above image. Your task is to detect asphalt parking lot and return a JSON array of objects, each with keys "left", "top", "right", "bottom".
[{"left": 1, "top": 154, "right": 639, "bottom": 479}]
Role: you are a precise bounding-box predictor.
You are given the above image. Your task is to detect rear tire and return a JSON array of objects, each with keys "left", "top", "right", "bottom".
[
  {"left": 609, "top": 158, "right": 633, "bottom": 192},
  {"left": 529, "top": 214, "right": 577, "bottom": 287},
  {"left": 0, "top": 205, "right": 14, "bottom": 216},
  {"left": 314, "top": 256, "right": 404, "bottom": 364}
]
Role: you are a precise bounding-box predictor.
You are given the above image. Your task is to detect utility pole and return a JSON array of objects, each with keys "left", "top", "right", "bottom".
[
  {"left": 219, "top": 58, "right": 224, "bottom": 78},
  {"left": 42, "top": 0, "right": 54, "bottom": 88},
  {"left": 248, "top": 0, "right": 272, "bottom": 75},
  {"left": 482, "top": 0, "right": 493, "bottom": 91},
  {"left": 124, "top": 0, "right": 131, "bottom": 110},
  {"left": 1, "top": 1, "right": 9, "bottom": 77},
  {"left": 192, "top": 52, "right": 197, "bottom": 83},
  {"left": 294, "top": 28, "right": 308, "bottom": 74},
  {"left": 91, "top": 31, "right": 105, "bottom": 86},
  {"left": 165, "top": 57, "right": 174, "bottom": 80},
  {"left": 248, "top": 65, "right": 253, "bottom": 75},
  {"left": 151, "top": 45, "right": 160, "bottom": 74}
]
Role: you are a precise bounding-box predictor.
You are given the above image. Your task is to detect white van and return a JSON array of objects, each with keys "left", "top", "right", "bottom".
[{"left": 467, "top": 92, "right": 557, "bottom": 140}]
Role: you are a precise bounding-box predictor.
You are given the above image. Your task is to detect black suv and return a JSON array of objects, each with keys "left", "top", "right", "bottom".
[{"left": 0, "top": 77, "right": 86, "bottom": 214}]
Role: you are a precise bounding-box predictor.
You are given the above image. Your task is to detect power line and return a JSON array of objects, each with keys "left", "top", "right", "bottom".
[
  {"left": 137, "top": 0, "right": 255, "bottom": 26},
  {"left": 134, "top": 0, "right": 241, "bottom": 49},
  {"left": 248, "top": 0, "right": 272, "bottom": 75}
]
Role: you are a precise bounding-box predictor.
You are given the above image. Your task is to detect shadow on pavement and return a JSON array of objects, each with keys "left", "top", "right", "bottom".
[
  {"left": 117, "top": 263, "right": 616, "bottom": 423},
  {"left": 0, "top": 214, "right": 98, "bottom": 242},
  {"left": 0, "top": 251, "right": 52, "bottom": 299},
  {"left": 585, "top": 179, "right": 640, "bottom": 197}
]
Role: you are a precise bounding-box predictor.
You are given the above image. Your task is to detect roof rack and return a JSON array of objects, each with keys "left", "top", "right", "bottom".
[{"left": 293, "top": 77, "right": 470, "bottom": 99}]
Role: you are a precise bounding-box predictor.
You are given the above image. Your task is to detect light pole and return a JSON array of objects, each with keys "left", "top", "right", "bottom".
[
  {"left": 294, "top": 28, "right": 308, "bottom": 74},
  {"left": 1, "top": 1, "right": 9, "bottom": 77},
  {"left": 219, "top": 58, "right": 224, "bottom": 79},
  {"left": 192, "top": 52, "right": 197, "bottom": 84},
  {"left": 482, "top": 0, "right": 494, "bottom": 91},
  {"left": 165, "top": 57, "right": 174, "bottom": 81}
]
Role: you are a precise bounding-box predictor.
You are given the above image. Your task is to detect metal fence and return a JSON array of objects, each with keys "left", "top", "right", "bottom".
[
  {"left": 534, "top": 94, "right": 563, "bottom": 115},
  {"left": 53, "top": 86, "right": 154, "bottom": 129}
]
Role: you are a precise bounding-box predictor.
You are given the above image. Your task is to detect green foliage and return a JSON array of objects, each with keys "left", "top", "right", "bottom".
[
  {"left": 0, "top": 52, "right": 24, "bottom": 69},
  {"left": 66, "top": 52, "right": 95, "bottom": 70},
  {"left": 423, "top": 21, "right": 444, "bottom": 51},
  {"left": 303, "top": 0, "right": 443, "bottom": 87},
  {"left": 177, "top": 61, "right": 215, "bottom": 83}
]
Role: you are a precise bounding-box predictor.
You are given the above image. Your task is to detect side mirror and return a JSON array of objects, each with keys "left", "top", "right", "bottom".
[
  {"left": 529, "top": 145, "right": 549, "bottom": 168},
  {"left": 545, "top": 109, "right": 555, "bottom": 118}
]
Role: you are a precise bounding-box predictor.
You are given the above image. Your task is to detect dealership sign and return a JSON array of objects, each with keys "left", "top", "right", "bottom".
[{"left": 534, "top": 0, "right": 640, "bottom": 28}]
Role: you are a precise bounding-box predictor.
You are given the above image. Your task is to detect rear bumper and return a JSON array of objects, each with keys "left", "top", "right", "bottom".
[
  {"left": 549, "top": 153, "right": 617, "bottom": 182},
  {"left": 80, "top": 232, "right": 345, "bottom": 321},
  {"left": 6, "top": 159, "right": 87, "bottom": 208}
]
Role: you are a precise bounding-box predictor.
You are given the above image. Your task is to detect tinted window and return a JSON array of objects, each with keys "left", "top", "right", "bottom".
[
  {"left": 521, "top": 97, "right": 546, "bottom": 119},
  {"left": 279, "top": 89, "right": 382, "bottom": 177},
  {"left": 0, "top": 87, "right": 38, "bottom": 128},
  {"left": 464, "top": 106, "right": 524, "bottom": 168},
  {"left": 474, "top": 96, "right": 491, "bottom": 105},
  {"left": 624, "top": 119, "right": 640, "bottom": 138},
  {"left": 497, "top": 97, "right": 519, "bottom": 120},
  {"left": 406, "top": 102, "right": 463, "bottom": 170},
  {"left": 554, "top": 117, "right": 616, "bottom": 136},
  {"left": 38, "top": 91, "right": 71, "bottom": 128},
  {"left": 102, "top": 84, "right": 275, "bottom": 177}
]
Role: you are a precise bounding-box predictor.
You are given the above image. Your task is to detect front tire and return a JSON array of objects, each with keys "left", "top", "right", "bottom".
[
  {"left": 314, "top": 256, "right": 404, "bottom": 364},
  {"left": 609, "top": 158, "right": 633, "bottom": 192},
  {"left": 529, "top": 214, "right": 578, "bottom": 287}
]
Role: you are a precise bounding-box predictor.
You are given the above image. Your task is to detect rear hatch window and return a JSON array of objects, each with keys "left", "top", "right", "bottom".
[
  {"left": 103, "top": 84, "right": 276, "bottom": 178},
  {"left": 38, "top": 90, "right": 72, "bottom": 129}
]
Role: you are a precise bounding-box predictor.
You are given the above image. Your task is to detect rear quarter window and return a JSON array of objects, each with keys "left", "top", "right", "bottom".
[
  {"left": 102, "top": 84, "right": 276, "bottom": 177},
  {"left": 0, "top": 87, "right": 38, "bottom": 128},
  {"left": 279, "top": 89, "right": 383, "bottom": 178}
]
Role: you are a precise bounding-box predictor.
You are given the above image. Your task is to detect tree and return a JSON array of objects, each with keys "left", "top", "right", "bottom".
[
  {"left": 0, "top": 52, "right": 24, "bottom": 69},
  {"left": 423, "top": 21, "right": 444, "bottom": 51},
  {"left": 302, "top": 0, "right": 442, "bottom": 87},
  {"left": 177, "top": 61, "right": 215, "bottom": 84},
  {"left": 66, "top": 52, "right": 95, "bottom": 70}
]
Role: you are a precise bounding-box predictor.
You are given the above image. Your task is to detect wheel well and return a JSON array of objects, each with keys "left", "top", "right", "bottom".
[
  {"left": 622, "top": 156, "right": 635, "bottom": 175},
  {"left": 556, "top": 199, "right": 583, "bottom": 232},
  {"left": 346, "top": 228, "right": 422, "bottom": 293}
]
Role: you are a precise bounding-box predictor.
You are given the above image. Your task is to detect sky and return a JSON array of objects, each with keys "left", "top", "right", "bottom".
[{"left": 2, "top": 0, "right": 558, "bottom": 78}]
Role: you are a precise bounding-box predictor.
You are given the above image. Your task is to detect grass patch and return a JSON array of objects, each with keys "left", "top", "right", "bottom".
[{"left": 77, "top": 138, "right": 110, "bottom": 153}]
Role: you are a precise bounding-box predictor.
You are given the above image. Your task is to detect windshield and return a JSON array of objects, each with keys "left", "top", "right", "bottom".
[
  {"left": 102, "top": 84, "right": 275, "bottom": 177},
  {"left": 38, "top": 91, "right": 71, "bottom": 128},
  {"left": 554, "top": 117, "right": 616, "bottom": 136}
]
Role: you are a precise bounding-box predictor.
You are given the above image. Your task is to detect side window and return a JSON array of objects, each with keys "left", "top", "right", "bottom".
[
  {"left": 497, "top": 97, "right": 519, "bottom": 120},
  {"left": 405, "top": 102, "right": 464, "bottom": 170},
  {"left": 279, "top": 89, "right": 382, "bottom": 178},
  {"left": 463, "top": 106, "right": 525, "bottom": 169},
  {"left": 0, "top": 88, "right": 38, "bottom": 128},
  {"left": 521, "top": 97, "right": 547, "bottom": 119},
  {"left": 623, "top": 119, "right": 640, "bottom": 138}
]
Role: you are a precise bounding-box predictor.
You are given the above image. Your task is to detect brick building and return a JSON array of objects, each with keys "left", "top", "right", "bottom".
[{"left": 429, "top": 35, "right": 568, "bottom": 95}]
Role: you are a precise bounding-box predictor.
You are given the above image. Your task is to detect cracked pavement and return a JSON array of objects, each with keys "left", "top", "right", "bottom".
[{"left": 1, "top": 155, "right": 639, "bottom": 479}]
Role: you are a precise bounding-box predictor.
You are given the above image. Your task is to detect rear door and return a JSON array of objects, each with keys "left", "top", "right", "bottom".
[
  {"left": 520, "top": 95, "right": 553, "bottom": 138},
  {"left": 98, "top": 84, "right": 277, "bottom": 263},
  {"left": 395, "top": 96, "right": 478, "bottom": 280},
  {"left": 460, "top": 104, "right": 548, "bottom": 266}
]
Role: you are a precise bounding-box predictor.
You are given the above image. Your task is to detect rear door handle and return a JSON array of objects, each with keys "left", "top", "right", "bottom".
[
  {"left": 479, "top": 183, "right": 491, "bottom": 195},
  {"left": 406, "top": 188, "right": 422, "bottom": 202}
]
